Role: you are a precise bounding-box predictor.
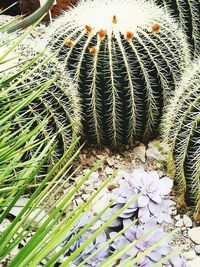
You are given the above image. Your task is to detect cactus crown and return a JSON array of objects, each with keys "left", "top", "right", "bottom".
[
  {"left": 66, "top": 0, "right": 154, "bottom": 35},
  {"left": 48, "top": 0, "right": 190, "bottom": 43},
  {"left": 45, "top": 0, "right": 190, "bottom": 147},
  {"left": 163, "top": 58, "right": 200, "bottom": 220}
]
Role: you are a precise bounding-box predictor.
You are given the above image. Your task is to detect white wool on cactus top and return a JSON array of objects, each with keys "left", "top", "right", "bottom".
[
  {"left": 47, "top": 0, "right": 184, "bottom": 40},
  {"left": 69, "top": 0, "right": 152, "bottom": 34}
]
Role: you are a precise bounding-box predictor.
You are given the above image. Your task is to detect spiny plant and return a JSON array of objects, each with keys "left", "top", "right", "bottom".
[
  {"left": 162, "top": 58, "right": 200, "bottom": 221},
  {"left": 155, "top": 0, "right": 200, "bottom": 58},
  {"left": 0, "top": 30, "right": 81, "bottom": 166},
  {"left": 44, "top": 0, "right": 190, "bottom": 147}
]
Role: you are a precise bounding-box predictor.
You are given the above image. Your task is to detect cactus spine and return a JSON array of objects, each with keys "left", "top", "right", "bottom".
[
  {"left": 45, "top": 0, "right": 190, "bottom": 147},
  {"left": 155, "top": 0, "right": 200, "bottom": 57},
  {"left": 0, "top": 37, "right": 81, "bottom": 162},
  {"left": 163, "top": 58, "right": 200, "bottom": 221}
]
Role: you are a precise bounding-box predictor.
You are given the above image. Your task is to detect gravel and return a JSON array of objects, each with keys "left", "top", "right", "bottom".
[{"left": 72, "top": 140, "right": 200, "bottom": 266}]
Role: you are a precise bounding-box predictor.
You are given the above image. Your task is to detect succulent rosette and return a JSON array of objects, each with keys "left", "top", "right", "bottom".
[
  {"left": 73, "top": 230, "right": 109, "bottom": 267},
  {"left": 59, "top": 170, "right": 187, "bottom": 266},
  {"left": 110, "top": 218, "right": 184, "bottom": 267},
  {"left": 60, "top": 212, "right": 109, "bottom": 266},
  {"left": 61, "top": 212, "right": 94, "bottom": 253},
  {"left": 110, "top": 169, "right": 173, "bottom": 223}
]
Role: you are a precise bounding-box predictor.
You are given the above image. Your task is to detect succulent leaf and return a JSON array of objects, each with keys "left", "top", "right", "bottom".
[{"left": 105, "top": 168, "right": 173, "bottom": 224}]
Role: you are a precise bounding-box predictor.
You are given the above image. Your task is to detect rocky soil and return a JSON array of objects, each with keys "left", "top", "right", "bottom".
[
  {"left": 2, "top": 140, "right": 200, "bottom": 266},
  {"left": 70, "top": 140, "right": 200, "bottom": 267}
]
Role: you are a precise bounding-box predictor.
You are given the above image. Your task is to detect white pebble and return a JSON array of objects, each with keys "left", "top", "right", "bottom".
[
  {"left": 182, "top": 250, "right": 196, "bottom": 260},
  {"left": 183, "top": 214, "right": 193, "bottom": 228},
  {"left": 194, "top": 245, "right": 200, "bottom": 255},
  {"left": 175, "top": 219, "right": 184, "bottom": 227},
  {"left": 188, "top": 227, "right": 200, "bottom": 244}
]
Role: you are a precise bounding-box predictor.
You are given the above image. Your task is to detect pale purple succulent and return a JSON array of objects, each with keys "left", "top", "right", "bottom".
[
  {"left": 168, "top": 255, "right": 191, "bottom": 267},
  {"left": 110, "top": 169, "right": 173, "bottom": 223},
  {"left": 57, "top": 169, "right": 187, "bottom": 267},
  {"left": 61, "top": 212, "right": 94, "bottom": 253},
  {"left": 100, "top": 205, "right": 123, "bottom": 227},
  {"left": 110, "top": 218, "right": 172, "bottom": 267},
  {"left": 73, "top": 230, "right": 110, "bottom": 267},
  {"left": 60, "top": 212, "right": 109, "bottom": 266}
]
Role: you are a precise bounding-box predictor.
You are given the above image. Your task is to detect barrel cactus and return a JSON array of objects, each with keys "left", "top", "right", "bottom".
[
  {"left": 44, "top": 0, "right": 190, "bottom": 147},
  {"left": 155, "top": 0, "right": 200, "bottom": 57},
  {"left": 0, "top": 36, "right": 81, "bottom": 163},
  {"left": 162, "top": 58, "right": 200, "bottom": 221}
]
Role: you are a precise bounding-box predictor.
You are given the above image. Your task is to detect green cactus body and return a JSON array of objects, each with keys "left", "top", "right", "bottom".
[
  {"left": 0, "top": 37, "right": 81, "bottom": 163},
  {"left": 155, "top": 0, "right": 200, "bottom": 57},
  {"left": 163, "top": 59, "right": 200, "bottom": 220},
  {"left": 45, "top": 0, "right": 190, "bottom": 147}
]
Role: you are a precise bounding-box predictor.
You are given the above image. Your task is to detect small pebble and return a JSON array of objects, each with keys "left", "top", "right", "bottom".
[
  {"left": 181, "top": 226, "right": 187, "bottom": 231},
  {"left": 89, "top": 172, "right": 99, "bottom": 182},
  {"left": 75, "top": 198, "right": 84, "bottom": 206},
  {"left": 105, "top": 166, "right": 114, "bottom": 175},
  {"left": 0, "top": 223, "right": 9, "bottom": 233},
  {"left": 40, "top": 259, "right": 47, "bottom": 265},
  {"left": 194, "top": 245, "right": 200, "bottom": 255},
  {"left": 106, "top": 157, "right": 115, "bottom": 166},
  {"left": 133, "top": 144, "right": 146, "bottom": 163},
  {"left": 146, "top": 147, "right": 165, "bottom": 161},
  {"left": 183, "top": 214, "right": 193, "bottom": 228},
  {"left": 172, "top": 209, "right": 178, "bottom": 216},
  {"left": 188, "top": 227, "right": 200, "bottom": 244},
  {"left": 175, "top": 219, "right": 184, "bottom": 227},
  {"left": 188, "top": 257, "right": 200, "bottom": 267},
  {"left": 174, "top": 215, "right": 181, "bottom": 221},
  {"left": 182, "top": 230, "right": 188, "bottom": 237},
  {"left": 182, "top": 250, "right": 196, "bottom": 260},
  {"left": 95, "top": 181, "right": 103, "bottom": 188},
  {"left": 82, "top": 194, "right": 90, "bottom": 201},
  {"left": 97, "top": 154, "right": 104, "bottom": 160},
  {"left": 84, "top": 186, "right": 94, "bottom": 194},
  {"left": 169, "top": 206, "right": 177, "bottom": 216},
  {"left": 10, "top": 246, "right": 19, "bottom": 258},
  {"left": 107, "top": 183, "right": 119, "bottom": 191}
]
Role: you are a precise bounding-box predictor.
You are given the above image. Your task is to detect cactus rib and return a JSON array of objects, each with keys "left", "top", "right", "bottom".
[
  {"left": 0, "top": 35, "right": 81, "bottom": 164},
  {"left": 163, "top": 58, "right": 200, "bottom": 220},
  {"left": 155, "top": 0, "right": 200, "bottom": 57}
]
